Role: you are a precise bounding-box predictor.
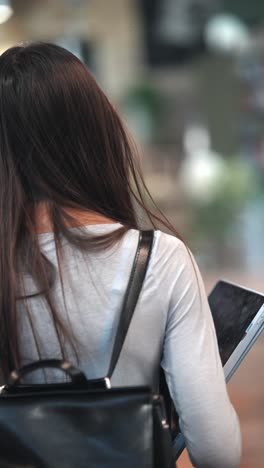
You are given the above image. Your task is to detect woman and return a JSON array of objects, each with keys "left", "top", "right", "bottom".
[{"left": 0, "top": 43, "right": 241, "bottom": 467}]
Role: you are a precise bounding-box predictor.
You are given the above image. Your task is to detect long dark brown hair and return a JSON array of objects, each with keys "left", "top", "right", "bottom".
[{"left": 0, "top": 42, "right": 179, "bottom": 379}]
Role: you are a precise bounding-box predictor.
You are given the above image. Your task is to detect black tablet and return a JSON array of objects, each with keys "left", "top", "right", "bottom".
[{"left": 209, "top": 280, "right": 264, "bottom": 381}]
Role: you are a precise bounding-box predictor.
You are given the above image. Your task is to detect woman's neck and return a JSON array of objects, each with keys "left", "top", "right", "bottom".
[{"left": 35, "top": 204, "right": 116, "bottom": 234}]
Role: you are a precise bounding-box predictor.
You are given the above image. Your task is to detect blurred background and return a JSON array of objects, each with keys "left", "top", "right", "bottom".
[{"left": 0, "top": 0, "right": 263, "bottom": 466}]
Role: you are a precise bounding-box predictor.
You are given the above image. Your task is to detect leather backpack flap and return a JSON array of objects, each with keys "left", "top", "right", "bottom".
[{"left": 0, "top": 387, "right": 154, "bottom": 468}]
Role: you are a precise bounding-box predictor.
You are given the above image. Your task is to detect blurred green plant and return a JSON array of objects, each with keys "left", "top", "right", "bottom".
[
  {"left": 189, "top": 157, "right": 258, "bottom": 250},
  {"left": 121, "top": 82, "right": 162, "bottom": 143}
]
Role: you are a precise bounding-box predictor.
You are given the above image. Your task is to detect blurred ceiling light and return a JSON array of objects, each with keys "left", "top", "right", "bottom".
[
  {"left": 205, "top": 14, "right": 250, "bottom": 54},
  {"left": 0, "top": 0, "right": 13, "bottom": 25}
]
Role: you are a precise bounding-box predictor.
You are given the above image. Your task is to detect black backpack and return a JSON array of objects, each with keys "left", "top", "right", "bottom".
[{"left": 0, "top": 230, "right": 175, "bottom": 468}]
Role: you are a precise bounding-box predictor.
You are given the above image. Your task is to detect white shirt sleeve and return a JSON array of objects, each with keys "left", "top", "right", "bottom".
[{"left": 159, "top": 234, "right": 242, "bottom": 468}]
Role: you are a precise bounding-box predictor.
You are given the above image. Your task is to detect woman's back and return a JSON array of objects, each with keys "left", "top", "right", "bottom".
[
  {"left": 19, "top": 224, "right": 168, "bottom": 387},
  {"left": 19, "top": 224, "right": 158, "bottom": 385}
]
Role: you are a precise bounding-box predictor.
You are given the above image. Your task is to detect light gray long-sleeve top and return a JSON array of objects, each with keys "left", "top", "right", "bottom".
[{"left": 19, "top": 224, "right": 241, "bottom": 468}]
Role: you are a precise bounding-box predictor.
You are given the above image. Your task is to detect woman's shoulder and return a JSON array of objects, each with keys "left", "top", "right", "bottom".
[
  {"left": 125, "top": 228, "right": 187, "bottom": 258},
  {"left": 153, "top": 230, "right": 186, "bottom": 253},
  {"left": 124, "top": 228, "right": 192, "bottom": 279},
  {"left": 151, "top": 230, "right": 191, "bottom": 270}
]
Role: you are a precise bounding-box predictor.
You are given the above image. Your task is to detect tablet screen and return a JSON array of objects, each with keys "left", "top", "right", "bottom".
[{"left": 208, "top": 281, "right": 264, "bottom": 366}]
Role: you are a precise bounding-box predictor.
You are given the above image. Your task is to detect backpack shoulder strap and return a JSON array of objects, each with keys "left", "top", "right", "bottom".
[{"left": 107, "top": 230, "right": 154, "bottom": 379}]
